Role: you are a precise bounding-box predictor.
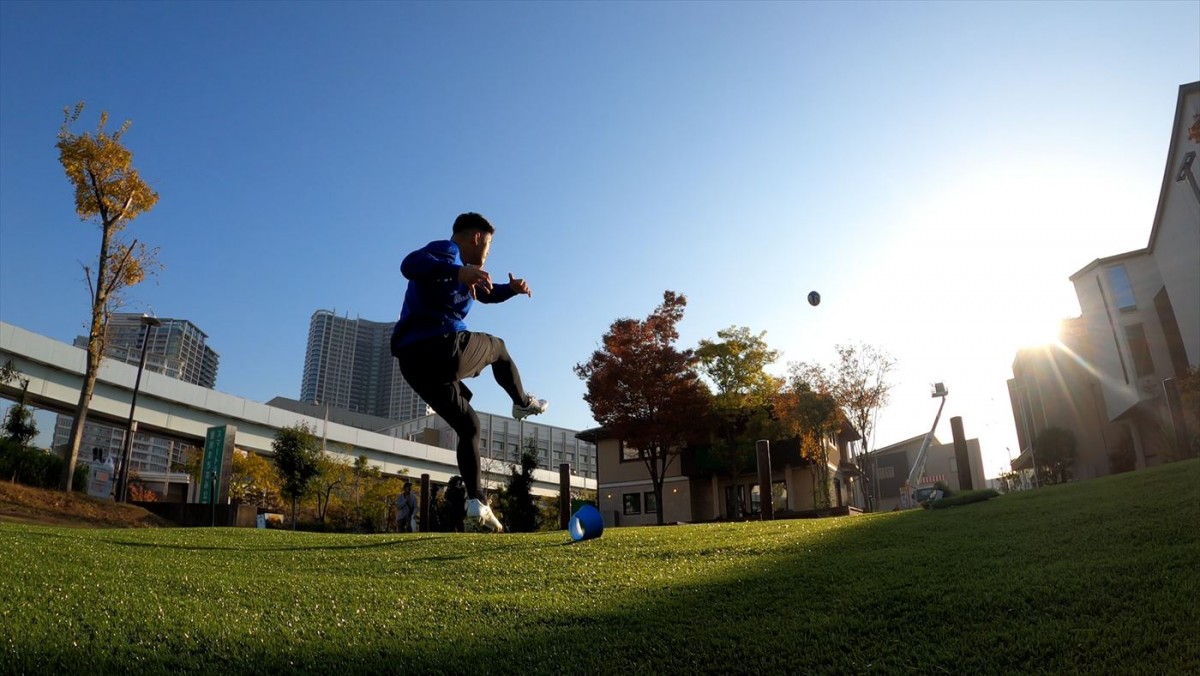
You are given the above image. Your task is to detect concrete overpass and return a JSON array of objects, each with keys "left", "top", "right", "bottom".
[{"left": 0, "top": 322, "right": 593, "bottom": 496}]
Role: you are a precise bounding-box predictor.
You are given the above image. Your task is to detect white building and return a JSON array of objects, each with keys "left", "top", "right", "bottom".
[
  {"left": 1048, "top": 81, "right": 1200, "bottom": 471},
  {"left": 58, "top": 313, "right": 219, "bottom": 494},
  {"left": 384, "top": 412, "right": 598, "bottom": 480},
  {"left": 301, "top": 309, "right": 430, "bottom": 421}
]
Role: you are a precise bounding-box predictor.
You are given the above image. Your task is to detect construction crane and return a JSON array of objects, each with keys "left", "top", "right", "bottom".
[{"left": 901, "top": 382, "right": 949, "bottom": 508}]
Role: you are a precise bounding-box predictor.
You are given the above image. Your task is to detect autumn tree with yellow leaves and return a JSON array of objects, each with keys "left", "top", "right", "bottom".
[{"left": 56, "top": 102, "right": 161, "bottom": 492}]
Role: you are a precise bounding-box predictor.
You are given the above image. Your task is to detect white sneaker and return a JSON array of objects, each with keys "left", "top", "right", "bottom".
[
  {"left": 513, "top": 395, "right": 549, "bottom": 420},
  {"left": 466, "top": 498, "right": 503, "bottom": 533}
]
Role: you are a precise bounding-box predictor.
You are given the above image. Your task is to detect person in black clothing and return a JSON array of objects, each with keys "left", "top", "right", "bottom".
[{"left": 390, "top": 213, "right": 548, "bottom": 532}]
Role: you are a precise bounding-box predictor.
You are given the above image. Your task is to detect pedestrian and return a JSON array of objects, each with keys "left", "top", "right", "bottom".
[
  {"left": 396, "top": 481, "right": 417, "bottom": 533},
  {"left": 427, "top": 484, "right": 443, "bottom": 532},
  {"left": 390, "top": 212, "right": 548, "bottom": 532}
]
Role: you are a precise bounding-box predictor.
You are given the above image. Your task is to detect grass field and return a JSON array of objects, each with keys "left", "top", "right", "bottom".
[{"left": 2, "top": 460, "right": 1197, "bottom": 674}]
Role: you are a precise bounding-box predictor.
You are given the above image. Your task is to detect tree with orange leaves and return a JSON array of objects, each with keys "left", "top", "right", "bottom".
[
  {"left": 575, "top": 291, "right": 711, "bottom": 526},
  {"left": 56, "top": 102, "right": 161, "bottom": 491}
]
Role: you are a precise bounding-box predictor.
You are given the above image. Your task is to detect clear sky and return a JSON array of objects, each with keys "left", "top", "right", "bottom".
[{"left": 2, "top": 1, "right": 1197, "bottom": 479}]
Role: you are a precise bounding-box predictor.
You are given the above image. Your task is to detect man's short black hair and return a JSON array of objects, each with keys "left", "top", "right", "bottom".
[{"left": 452, "top": 212, "right": 494, "bottom": 235}]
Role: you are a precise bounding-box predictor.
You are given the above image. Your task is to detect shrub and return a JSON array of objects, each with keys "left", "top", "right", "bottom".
[
  {"left": 926, "top": 489, "right": 1001, "bottom": 509},
  {"left": 0, "top": 439, "right": 86, "bottom": 491},
  {"left": 128, "top": 482, "right": 158, "bottom": 502}
]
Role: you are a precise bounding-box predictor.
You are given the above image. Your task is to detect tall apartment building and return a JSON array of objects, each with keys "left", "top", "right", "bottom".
[
  {"left": 72, "top": 314, "right": 220, "bottom": 388},
  {"left": 57, "top": 313, "right": 217, "bottom": 492},
  {"left": 301, "top": 310, "right": 430, "bottom": 421}
]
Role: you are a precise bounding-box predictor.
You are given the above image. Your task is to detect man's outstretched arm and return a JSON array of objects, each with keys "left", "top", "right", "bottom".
[{"left": 477, "top": 273, "right": 532, "bottom": 304}]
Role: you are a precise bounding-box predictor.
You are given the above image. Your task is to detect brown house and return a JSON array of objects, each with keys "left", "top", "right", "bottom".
[{"left": 578, "top": 420, "right": 863, "bottom": 528}]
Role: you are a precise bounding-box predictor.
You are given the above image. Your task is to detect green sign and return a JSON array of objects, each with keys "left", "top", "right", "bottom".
[{"left": 200, "top": 426, "right": 226, "bottom": 504}]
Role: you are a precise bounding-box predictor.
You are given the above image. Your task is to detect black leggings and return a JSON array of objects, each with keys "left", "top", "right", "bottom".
[{"left": 396, "top": 332, "right": 529, "bottom": 499}]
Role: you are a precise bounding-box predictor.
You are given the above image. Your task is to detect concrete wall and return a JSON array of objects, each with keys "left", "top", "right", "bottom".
[{"left": 1151, "top": 85, "right": 1200, "bottom": 367}]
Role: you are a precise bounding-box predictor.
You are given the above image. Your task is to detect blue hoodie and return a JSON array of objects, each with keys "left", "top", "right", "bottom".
[{"left": 390, "top": 239, "right": 517, "bottom": 351}]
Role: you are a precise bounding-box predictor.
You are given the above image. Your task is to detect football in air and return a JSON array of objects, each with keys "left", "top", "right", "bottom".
[{"left": 808, "top": 291, "right": 821, "bottom": 306}]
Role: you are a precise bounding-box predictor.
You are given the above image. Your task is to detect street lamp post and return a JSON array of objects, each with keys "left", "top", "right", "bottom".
[{"left": 116, "top": 314, "right": 162, "bottom": 503}]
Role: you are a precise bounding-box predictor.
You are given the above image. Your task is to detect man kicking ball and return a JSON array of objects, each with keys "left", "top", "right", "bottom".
[{"left": 390, "top": 212, "right": 549, "bottom": 532}]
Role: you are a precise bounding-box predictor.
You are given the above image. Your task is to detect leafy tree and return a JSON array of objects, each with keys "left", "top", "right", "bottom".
[
  {"left": 364, "top": 475, "right": 407, "bottom": 533},
  {"left": 229, "top": 450, "right": 281, "bottom": 509},
  {"left": 352, "top": 454, "right": 379, "bottom": 508},
  {"left": 271, "top": 423, "right": 322, "bottom": 529},
  {"left": 1035, "top": 426, "right": 1078, "bottom": 485},
  {"left": 795, "top": 343, "right": 895, "bottom": 511},
  {"left": 174, "top": 445, "right": 203, "bottom": 483},
  {"left": 311, "top": 452, "right": 351, "bottom": 524},
  {"left": 499, "top": 440, "right": 542, "bottom": 533},
  {"left": 777, "top": 365, "right": 844, "bottom": 511},
  {"left": 56, "top": 103, "right": 161, "bottom": 491},
  {"left": 2, "top": 404, "right": 38, "bottom": 450},
  {"left": 1, "top": 360, "right": 38, "bottom": 449},
  {"left": 575, "top": 291, "right": 711, "bottom": 525},
  {"left": 696, "top": 326, "right": 783, "bottom": 508}
]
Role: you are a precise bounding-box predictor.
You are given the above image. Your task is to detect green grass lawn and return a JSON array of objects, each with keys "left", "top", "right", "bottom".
[{"left": 2, "top": 460, "right": 1197, "bottom": 674}]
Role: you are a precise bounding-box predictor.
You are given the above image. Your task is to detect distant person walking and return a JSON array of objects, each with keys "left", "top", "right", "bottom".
[
  {"left": 396, "top": 481, "right": 417, "bottom": 533},
  {"left": 391, "top": 213, "right": 548, "bottom": 533}
]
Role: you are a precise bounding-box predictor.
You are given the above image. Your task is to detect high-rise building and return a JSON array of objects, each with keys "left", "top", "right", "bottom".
[
  {"left": 301, "top": 310, "right": 430, "bottom": 421},
  {"left": 73, "top": 314, "right": 219, "bottom": 388},
  {"left": 58, "top": 313, "right": 217, "bottom": 494}
]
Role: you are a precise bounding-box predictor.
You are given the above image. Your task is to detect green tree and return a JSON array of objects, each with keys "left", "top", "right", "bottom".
[
  {"left": 229, "top": 450, "right": 281, "bottom": 509},
  {"left": 365, "top": 475, "right": 407, "bottom": 533},
  {"left": 696, "top": 326, "right": 782, "bottom": 516},
  {"left": 174, "top": 445, "right": 203, "bottom": 483},
  {"left": 1035, "top": 427, "right": 1078, "bottom": 485},
  {"left": 271, "top": 423, "right": 322, "bottom": 529},
  {"left": 311, "top": 452, "right": 351, "bottom": 524},
  {"left": 352, "top": 454, "right": 379, "bottom": 508},
  {"left": 499, "top": 440, "right": 542, "bottom": 533},
  {"left": 1, "top": 360, "right": 38, "bottom": 448},
  {"left": 575, "top": 291, "right": 711, "bottom": 526},
  {"left": 56, "top": 103, "right": 161, "bottom": 492}
]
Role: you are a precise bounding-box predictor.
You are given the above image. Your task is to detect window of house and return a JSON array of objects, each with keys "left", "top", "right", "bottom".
[
  {"left": 643, "top": 491, "right": 658, "bottom": 514},
  {"left": 772, "top": 480, "right": 787, "bottom": 509},
  {"left": 949, "top": 458, "right": 957, "bottom": 474},
  {"left": 623, "top": 493, "right": 642, "bottom": 515},
  {"left": 1106, "top": 265, "right": 1137, "bottom": 312},
  {"left": 1125, "top": 323, "right": 1154, "bottom": 377},
  {"left": 620, "top": 441, "right": 641, "bottom": 463},
  {"left": 877, "top": 466, "right": 894, "bottom": 480}
]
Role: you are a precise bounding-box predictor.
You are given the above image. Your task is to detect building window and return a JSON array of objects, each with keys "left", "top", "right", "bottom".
[
  {"left": 772, "top": 480, "right": 787, "bottom": 510},
  {"left": 1106, "top": 265, "right": 1137, "bottom": 312},
  {"left": 949, "top": 458, "right": 958, "bottom": 474},
  {"left": 1125, "top": 323, "right": 1154, "bottom": 377},
  {"left": 620, "top": 441, "right": 641, "bottom": 463},
  {"left": 877, "top": 466, "right": 894, "bottom": 480},
  {"left": 643, "top": 491, "right": 658, "bottom": 514},
  {"left": 623, "top": 493, "right": 642, "bottom": 515}
]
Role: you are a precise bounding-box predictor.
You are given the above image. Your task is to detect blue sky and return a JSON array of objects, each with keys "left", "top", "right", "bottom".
[{"left": 2, "top": 1, "right": 1197, "bottom": 479}]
